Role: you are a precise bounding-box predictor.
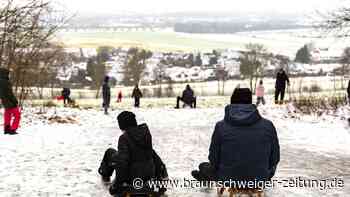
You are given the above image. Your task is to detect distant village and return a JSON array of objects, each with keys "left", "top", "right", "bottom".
[{"left": 58, "top": 45, "right": 345, "bottom": 88}]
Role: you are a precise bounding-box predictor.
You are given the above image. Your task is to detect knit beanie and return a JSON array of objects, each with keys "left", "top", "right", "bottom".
[
  {"left": 117, "top": 111, "right": 137, "bottom": 130},
  {"left": 230, "top": 88, "right": 253, "bottom": 104}
]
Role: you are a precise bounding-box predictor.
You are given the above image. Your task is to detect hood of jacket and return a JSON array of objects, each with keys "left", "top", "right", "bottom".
[
  {"left": 0, "top": 68, "right": 9, "bottom": 80},
  {"left": 224, "top": 104, "right": 261, "bottom": 126},
  {"left": 126, "top": 123, "right": 152, "bottom": 149}
]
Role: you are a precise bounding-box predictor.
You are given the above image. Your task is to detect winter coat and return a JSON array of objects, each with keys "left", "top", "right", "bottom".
[
  {"left": 275, "top": 71, "right": 290, "bottom": 90},
  {"left": 182, "top": 88, "right": 195, "bottom": 104},
  {"left": 256, "top": 85, "right": 265, "bottom": 97},
  {"left": 102, "top": 82, "right": 111, "bottom": 107},
  {"left": 112, "top": 124, "right": 155, "bottom": 187},
  {"left": 62, "top": 88, "right": 71, "bottom": 98},
  {"left": 118, "top": 91, "right": 123, "bottom": 99},
  {"left": 209, "top": 104, "right": 280, "bottom": 182},
  {"left": 132, "top": 88, "right": 143, "bottom": 98},
  {"left": 0, "top": 69, "right": 18, "bottom": 109}
]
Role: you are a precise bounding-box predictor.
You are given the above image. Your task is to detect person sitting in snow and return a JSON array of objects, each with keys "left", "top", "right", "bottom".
[
  {"left": 192, "top": 87, "right": 280, "bottom": 187},
  {"left": 98, "top": 111, "right": 168, "bottom": 196},
  {"left": 175, "top": 84, "right": 196, "bottom": 109},
  {"left": 0, "top": 68, "right": 21, "bottom": 135}
]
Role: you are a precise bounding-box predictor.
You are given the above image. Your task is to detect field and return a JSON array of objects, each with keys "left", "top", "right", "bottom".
[
  {"left": 56, "top": 28, "right": 350, "bottom": 56},
  {"left": 56, "top": 29, "right": 242, "bottom": 52}
]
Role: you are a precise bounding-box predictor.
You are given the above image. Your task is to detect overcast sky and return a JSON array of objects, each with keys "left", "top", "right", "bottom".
[{"left": 55, "top": 0, "right": 344, "bottom": 15}]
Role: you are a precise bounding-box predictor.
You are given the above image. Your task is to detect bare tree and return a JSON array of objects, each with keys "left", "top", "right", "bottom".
[
  {"left": 87, "top": 56, "right": 106, "bottom": 98},
  {"left": 34, "top": 43, "right": 65, "bottom": 99},
  {"left": 315, "top": 3, "right": 350, "bottom": 36},
  {"left": 215, "top": 65, "right": 228, "bottom": 96},
  {"left": 340, "top": 47, "right": 350, "bottom": 88},
  {"left": 123, "top": 47, "right": 152, "bottom": 86},
  {"left": 153, "top": 63, "right": 166, "bottom": 97},
  {"left": 239, "top": 43, "right": 269, "bottom": 91},
  {"left": 0, "top": 0, "right": 68, "bottom": 104}
]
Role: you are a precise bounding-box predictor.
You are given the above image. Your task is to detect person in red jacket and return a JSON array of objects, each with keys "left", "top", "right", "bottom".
[
  {"left": 0, "top": 68, "right": 21, "bottom": 135},
  {"left": 117, "top": 90, "right": 123, "bottom": 103}
]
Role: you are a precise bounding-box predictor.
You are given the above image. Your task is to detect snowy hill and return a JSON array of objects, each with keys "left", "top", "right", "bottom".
[{"left": 0, "top": 102, "right": 349, "bottom": 196}]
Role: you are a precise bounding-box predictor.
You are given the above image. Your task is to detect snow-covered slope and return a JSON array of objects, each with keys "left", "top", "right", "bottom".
[{"left": 0, "top": 104, "right": 349, "bottom": 196}]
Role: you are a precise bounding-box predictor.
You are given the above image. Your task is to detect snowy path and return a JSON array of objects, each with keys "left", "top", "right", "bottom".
[{"left": 0, "top": 105, "right": 349, "bottom": 197}]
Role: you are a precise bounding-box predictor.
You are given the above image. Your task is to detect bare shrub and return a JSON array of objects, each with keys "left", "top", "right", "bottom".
[{"left": 293, "top": 94, "right": 346, "bottom": 115}]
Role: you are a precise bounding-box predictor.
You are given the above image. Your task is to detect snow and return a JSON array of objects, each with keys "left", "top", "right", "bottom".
[{"left": 0, "top": 103, "right": 349, "bottom": 197}]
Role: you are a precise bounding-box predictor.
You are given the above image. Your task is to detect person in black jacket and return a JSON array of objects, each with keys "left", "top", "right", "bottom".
[
  {"left": 347, "top": 80, "right": 350, "bottom": 104},
  {"left": 98, "top": 111, "right": 167, "bottom": 196},
  {"left": 131, "top": 85, "right": 143, "bottom": 108},
  {"left": 275, "top": 68, "right": 290, "bottom": 104},
  {"left": 0, "top": 68, "right": 20, "bottom": 135},
  {"left": 61, "top": 87, "right": 71, "bottom": 106},
  {"left": 192, "top": 88, "right": 280, "bottom": 185},
  {"left": 175, "top": 84, "right": 196, "bottom": 109},
  {"left": 102, "top": 76, "right": 111, "bottom": 115}
]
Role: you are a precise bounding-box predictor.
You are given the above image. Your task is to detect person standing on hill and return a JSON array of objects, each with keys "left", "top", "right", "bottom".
[
  {"left": 61, "top": 87, "right": 71, "bottom": 106},
  {"left": 117, "top": 90, "right": 123, "bottom": 103},
  {"left": 0, "top": 68, "right": 21, "bottom": 135},
  {"left": 275, "top": 68, "right": 290, "bottom": 104},
  {"left": 347, "top": 80, "right": 350, "bottom": 104},
  {"left": 132, "top": 85, "right": 143, "bottom": 108},
  {"left": 256, "top": 80, "right": 266, "bottom": 106},
  {"left": 102, "top": 76, "right": 111, "bottom": 115}
]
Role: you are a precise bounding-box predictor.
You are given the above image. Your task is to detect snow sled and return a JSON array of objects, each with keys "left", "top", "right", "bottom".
[
  {"left": 217, "top": 187, "right": 264, "bottom": 197},
  {"left": 55, "top": 96, "right": 64, "bottom": 100},
  {"left": 113, "top": 186, "right": 164, "bottom": 197}
]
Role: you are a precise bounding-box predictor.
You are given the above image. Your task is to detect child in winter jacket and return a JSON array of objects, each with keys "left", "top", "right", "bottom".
[
  {"left": 256, "top": 80, "right": 266, "bottom": 106},
  {"left": 117, "top": 91, "right": 122, "bottom": 103}
]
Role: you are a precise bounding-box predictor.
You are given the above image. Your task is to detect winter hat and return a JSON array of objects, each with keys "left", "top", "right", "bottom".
[
  {"left": 104, "top": 76, "right": 110, "bottom": 83},
  {"left": 230, "top": 88, "right": 253, "bottom": 104},
  {"left": 117, "top": 111, "right": 137, "bottom": 131}
]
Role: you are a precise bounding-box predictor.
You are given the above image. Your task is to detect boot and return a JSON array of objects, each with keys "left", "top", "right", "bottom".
[
  {"left": 5, "top": 128, "right": 18, "bottom": 135},
  {"left": 191, "top": 170, "right": 202, "bottom": 181},
  {"left": 4, "top": 125, "right": 11, "bottom": 135},
  {"left": 7, "top": 131, "right": 18, "bottom": 135}
]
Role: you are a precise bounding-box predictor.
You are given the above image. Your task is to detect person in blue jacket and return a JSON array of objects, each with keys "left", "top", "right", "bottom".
[{"left": 192, "top": 87, "right": 280, "bottom": 185}]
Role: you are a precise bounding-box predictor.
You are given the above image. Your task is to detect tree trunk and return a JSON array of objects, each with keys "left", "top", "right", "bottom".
[
  {"left": 95, "top": 87, "right": 101, "bottom": 99},
  {"left": 217, "top": 80, "right": 220, "bottom": 96},
  {"left": 249, "top": 76, "right": 253, "bottom": 92}
]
